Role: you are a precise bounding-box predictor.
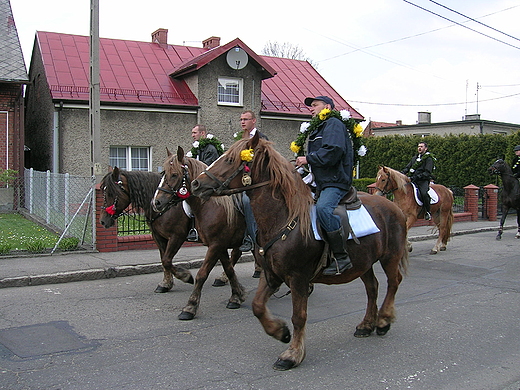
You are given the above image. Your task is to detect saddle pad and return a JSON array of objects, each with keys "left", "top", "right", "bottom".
[
  {"left": 182, "top": 200, "right": 194, "bottom": 218},
  {"left": 411, "top": 183, "right": 439, "bottom": 206},
  {"left": 311, "top": 205, "right": 380, "bottom": 241}
]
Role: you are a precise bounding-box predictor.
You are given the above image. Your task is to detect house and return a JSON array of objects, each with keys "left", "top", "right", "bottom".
[
  {"left": 0, "top": 0, "right": 28, "bottom": 209},
  {"left": 366, "top": 112, "right": 520, "bottom": 137},
  {"left": 25, "top": 29, "right": 363, "bottom": 177}
]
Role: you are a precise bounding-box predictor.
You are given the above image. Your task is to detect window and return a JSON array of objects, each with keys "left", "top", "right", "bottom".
[
  {"left": 109, "top": 146, "right": 150, "bottom": 171},
  {"left": 218, "top": 77, "right": 243, "bottom": 106}
]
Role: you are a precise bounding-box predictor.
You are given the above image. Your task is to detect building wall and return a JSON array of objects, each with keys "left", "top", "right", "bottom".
[
  {"left": 262, "top": 116, "right": 308, "bottom": 160},
  {"left": 371, "top": 121, "right": 520, "bottom": 137},
  {"left": 0, "top": 83, "right": 24, "bottom": 173}
]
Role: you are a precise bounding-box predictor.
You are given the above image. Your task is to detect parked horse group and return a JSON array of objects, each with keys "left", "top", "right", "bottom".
[{"left": 99, "top": 134, "right": 517, "bottom": 371}]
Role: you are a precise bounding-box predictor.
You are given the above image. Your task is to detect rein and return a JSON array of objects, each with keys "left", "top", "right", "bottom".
[
  {"left": 202, "top": 160, "right": 270, "bottom": 196},
  {"left": 154, "top": 164, "right": 192, "bottom": 209},
  {"left": 376, "top": 172, "right": 399, "bottom": 195}
]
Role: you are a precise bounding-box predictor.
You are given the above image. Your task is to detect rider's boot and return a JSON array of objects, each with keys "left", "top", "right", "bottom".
[{"left": 322, "top": 228, "right": 353, "bottom": 276}]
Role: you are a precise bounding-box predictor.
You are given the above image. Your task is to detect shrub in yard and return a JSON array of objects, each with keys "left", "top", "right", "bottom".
[
  {"left": 0, "top": 242, "right": 12, "bottom": 254},
  {"left": 58, "top": 237, "right": 79, "bottom": 251},
  {"left": 26, "top": 239, "right": 47, "bottom": 253}
]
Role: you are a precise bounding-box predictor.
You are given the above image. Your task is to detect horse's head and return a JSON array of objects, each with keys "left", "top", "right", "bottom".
[
  {"left": 375, "top": 166, "right": 409, "bottom": 195},
  {"left": 100, "top": 167, "right": 131, "bottom": 228},
  {"left": 153, "top": 146, "right": 202, "bottom": 212},
  {"left": 488, "top": 159, "right": 507, "bottom": 175},
  {"left": 191, "top": 134, "right": 260, "bottom": 200}
]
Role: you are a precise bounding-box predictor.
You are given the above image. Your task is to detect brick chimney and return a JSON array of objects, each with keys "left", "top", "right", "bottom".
[
  {"left": 202, "top": 36, "right": 221, "bottom": 50},
  {"left": 152, "top": 28, "right": 168, "bottom": 45}
]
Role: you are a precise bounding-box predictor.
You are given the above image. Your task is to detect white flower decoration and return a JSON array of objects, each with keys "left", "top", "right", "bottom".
[
  {"left": 192, "top": 141, "right": 199, "bottom": 148},
  {"left": 233, "top": 132, "right": 238, "bottom": 138},
  {"left": 186, "top": 151, "right": 193, "bottom": 158},
  {"left": 300, "top": 122, "right": 310, "bottom": 133},
  {"left": 220, "top": 144, "right": 224, "bottom": 149},
  {"left": 207, "top": 134, "right": 214, "bottom": 139},
  {"left": 357, "top": 145, "right": 367, "bottom": 156},
  {"left": 340, "top": 110, "right": 351, "bottom": 120}
]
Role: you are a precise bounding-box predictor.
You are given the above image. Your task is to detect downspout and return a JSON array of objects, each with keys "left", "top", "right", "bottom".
[{"left": 53, "top": 102, "right": 62, "bottom": 173}]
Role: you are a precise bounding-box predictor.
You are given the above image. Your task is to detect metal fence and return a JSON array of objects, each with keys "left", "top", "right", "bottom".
[{"left": 12, "top": 169, "right": 95, "bottom": 249}]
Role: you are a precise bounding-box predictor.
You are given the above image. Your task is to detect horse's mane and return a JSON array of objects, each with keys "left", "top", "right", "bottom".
[
  {"left": 380, "top": 166, "right": 410, "bottom": 193},
  {"left": 102, "top": 169, "right": 161, "bottom": 216},
  {"left": 163, "top": 153, "right": 236, "bottom": 226},
  {"left": 225, "top": 138, "right": 314, "bottom": 238}
]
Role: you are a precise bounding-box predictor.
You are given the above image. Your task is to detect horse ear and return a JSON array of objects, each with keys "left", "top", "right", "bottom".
[
  {"left": 166, "top": 147, "right": 172, "bottom": 157},
  {"left": 177, "top": 146, "right": 184, "bottom": 163},
  {"left": 248, "top": 131, "right": 260, "bottom": 149},
  {"left": 111, "top": 166, "right": 119, "bottom": 180}
]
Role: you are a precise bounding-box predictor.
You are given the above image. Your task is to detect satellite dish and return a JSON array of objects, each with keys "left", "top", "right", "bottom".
[{"left": 226, "top": 47, "right": 248, "bottom": 70}]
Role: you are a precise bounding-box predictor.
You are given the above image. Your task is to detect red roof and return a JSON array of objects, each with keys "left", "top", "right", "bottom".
[{"left": 37, "top": 31, "right": 363, "bottom": 119}]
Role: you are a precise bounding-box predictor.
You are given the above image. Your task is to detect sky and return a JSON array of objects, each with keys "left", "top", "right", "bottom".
[{"left": 10, "top": 0, "right": 520, "bottom": 126}]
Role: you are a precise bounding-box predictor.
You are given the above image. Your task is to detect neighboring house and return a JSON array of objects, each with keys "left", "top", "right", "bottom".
[
  {"left": 25, "top": 29, "right": 363, "bottom": 176},
  {"left": 366, "top": 112, "right": 520, "bottom": 137},
  {"left": 0, "top": 0, "right": 28, "bottom": 177}
]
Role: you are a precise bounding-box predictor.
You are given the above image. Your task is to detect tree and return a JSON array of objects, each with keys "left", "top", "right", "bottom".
[{"left": 262, "top": 41, "right": 319, "bottom": 69}]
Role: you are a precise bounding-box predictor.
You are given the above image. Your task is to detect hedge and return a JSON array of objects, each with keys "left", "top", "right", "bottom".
[{"left": 357, "top": 131, "right": 520, "bottom": 188}]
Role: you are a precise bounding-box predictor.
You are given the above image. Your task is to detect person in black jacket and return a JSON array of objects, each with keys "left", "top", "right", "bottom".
[
  {"left": 190, "top": 125, "right": 220, "bottom": 166},
  {"left": 512, "top": 145, "right": 520, "bottom": 178},
  {"left": 295, "top": 96, "right": 353, "bottom": 275},
  {"left": 402, "top": 141, "right": 435, "bottom": 220}
]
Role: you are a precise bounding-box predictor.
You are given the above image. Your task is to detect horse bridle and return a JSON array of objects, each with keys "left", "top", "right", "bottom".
[
  {"left": 155, "top": 163, "right": 192, "bottom": 207},
  {"left": 101, "top": 176, "right": 128, "bottom": 219},
  {"left": 376, "top": 171, "right": 398, "bottom": 195}
]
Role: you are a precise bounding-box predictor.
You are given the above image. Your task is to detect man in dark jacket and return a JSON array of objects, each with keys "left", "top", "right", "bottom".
[
  {"left": 402, "top": 141, "right": 435, "bottom": 220},
  {"left": 191, "top": 125, "right": 220, "bottom": 166},
  {"left": 512, "top": 145, "right": 520, "bottom": 178},
  {"left": 295, "top": 96, "right": 353, "bottom": 275}
]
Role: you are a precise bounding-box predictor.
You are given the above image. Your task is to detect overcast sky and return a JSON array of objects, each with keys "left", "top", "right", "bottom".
[{"left": 11, "top": 0, "right": 520, "bottom": 126}]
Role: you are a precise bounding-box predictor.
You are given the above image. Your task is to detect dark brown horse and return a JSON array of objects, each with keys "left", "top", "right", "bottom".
[
  {"left": 99, "top": 168, "right": 194, "bottom": 291},
  {"left": 191, "top": 135, "right": 408, "bottom": 370},
  {"left": 152, "top": 147, "right": 251, "bottom": 320},
  {"left": 488, "top": 159, "right": 520, "bottom": 240},
  {"left": 375, "top": 166, "right": 454, "bottom": 254}
]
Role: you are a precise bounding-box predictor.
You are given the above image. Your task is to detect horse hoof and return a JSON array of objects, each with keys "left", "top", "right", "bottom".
[
  {"left": 440, "top": 247, "right": 447, "bottom": 251},
  {"left": 376, "top": 324, "right": 391, "bottom": 336},
  {"left": 212, "top": 279, "right": 227, "bottom": 287},
  {"left": 154, "top": 285, "right": 170, "bottom": 293},
  {"left": 178, "top": 311, "right": 195, "bottom": 321},
  {"left": 226, "top": 301, "right": 241, "bottom": 309},
  {"left": 280, "top": 326, "right": 291, "bottom": 343},
  {"left": 354, "top": 328, "right": 373, "bottom": 338},
  {"left": 273, "top": 358, "right": 296, "bottom": 371},
  {"left": 430, "top": 250, "right": 438, "bottom": 255},
  {"left": 186, "top": 275, "right": 194, "bottom": 285},
  {"left": 496, "top": 236, "right": 502, "bottom": 241},
  {"left": 252, "top": 270, "right": 261, "bottom": 278}
]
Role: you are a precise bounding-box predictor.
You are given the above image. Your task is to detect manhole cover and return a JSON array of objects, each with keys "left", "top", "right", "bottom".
[{"left": 0, "top": 321, "right": 97, "bottom": 358}]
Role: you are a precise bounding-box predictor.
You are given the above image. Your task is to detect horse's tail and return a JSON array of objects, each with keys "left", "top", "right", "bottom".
[{"left": 440, "top": 207, "right": 454, "bottom": 244}]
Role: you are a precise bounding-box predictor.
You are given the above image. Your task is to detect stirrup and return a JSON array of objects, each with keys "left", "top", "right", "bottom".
[
  {"left": 322, "top": 258, "right": 353, "bottom": 276},
  {"left": 187, "top": 228, "right": 199, "bottom": 242},
  {"left": 425, "top": 212, "right": 432, "bottom": 221}
]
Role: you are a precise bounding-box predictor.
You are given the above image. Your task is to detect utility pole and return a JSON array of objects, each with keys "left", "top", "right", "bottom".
[
  {"left": 90, "top": 0, "right": 101, "bottom": 181},
  {"left": 476, "top": 82, "right": 481, "bottom": 114}
]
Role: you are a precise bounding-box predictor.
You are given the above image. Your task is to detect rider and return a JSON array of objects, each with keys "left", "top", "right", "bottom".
[
  {"left": 295, "top": 96, "right": 353, "bottom": 275},
  {"left": 511, "top": 145, "right": 520, "bottom": 178},
  {"left": 402, "top": 141, "right": 435, "bottom": 220}
]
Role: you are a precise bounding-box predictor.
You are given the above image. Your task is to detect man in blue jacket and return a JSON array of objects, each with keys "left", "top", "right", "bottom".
[{"left": 296, "top": 96, "right": 353, "bottom": 275}]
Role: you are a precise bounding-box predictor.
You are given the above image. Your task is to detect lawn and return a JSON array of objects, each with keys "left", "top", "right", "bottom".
[{"left": 0, "top": 213, "right": 61, "bottom": 251}]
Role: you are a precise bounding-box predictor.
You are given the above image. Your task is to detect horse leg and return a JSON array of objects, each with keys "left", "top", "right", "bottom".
[
  {"left": 212, "top": 247, "right": 241, "bottom": 287},
  {"left": 178, "top": 246, "right": 220, "bottom": 320},
  {"left": 376, "top": 256, "right": 404, "bottom": 336},
  {"left": 219, "top": 249, "right": 246, "bottom": 309},
  {"left": 354, "top": 267, "right": 379, "bottom": 338},
  {"left": 516, "top": 209, "right": 520, "bottom": 239},
  {"left": 273, "top": 277, "right": 310, "bottom": 371},
  {"left": 154, "top": 236, "right": 193, "bottom": 293},
  {"left": 496, "top": 207, "right": 509, "bottom": 240}
]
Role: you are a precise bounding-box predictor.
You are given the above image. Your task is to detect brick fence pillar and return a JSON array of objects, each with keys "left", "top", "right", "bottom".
[
  {"left": 366, "top": 183, "right": 378, "bottom": 195},
  {"left": 483, "top": 184, "right": 499, "bottom": 221},
  {"left": 463, "top": 184, "right": 479, "bottom": 221},
  {"left": 95, "top": 184, "right": 118, "bottom": 252}
]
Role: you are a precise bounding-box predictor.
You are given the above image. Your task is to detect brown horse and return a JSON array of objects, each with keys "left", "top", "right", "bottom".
[
  {"left": 488, "top": 159, "right": 520, "bottom": 240},
  {"left": 99, "top": 168, "right": 194, "bottom": 291},
  {"left": 152, "top": 147, "right": 251, "bottom": 320},
  {"left": 191, "top": 135, "right": 408, "bottom": 370},
  {"left": 375, "top": 166, "right": 454, "bottom": 254}
]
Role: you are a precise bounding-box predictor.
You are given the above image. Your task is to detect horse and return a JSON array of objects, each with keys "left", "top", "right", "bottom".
[
  {"left": 152, "top": 147, "right": 253, "bottom": 320},
  {"left": 99, "top": 168, "right": 195, "bottom": 291},
  {"left": 375, "top": 166, "right": 454, "bottom": 254},
  {"left": 190, "top": 134, "right": 408, "bottom": 370},
  {"left": 488, "top": 159, "right": 520, "bottom": 240}
]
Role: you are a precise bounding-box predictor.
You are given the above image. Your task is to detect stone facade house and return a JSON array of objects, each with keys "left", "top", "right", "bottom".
[{"left": 25, "top": 29, "right": 363, "bottom": 177}]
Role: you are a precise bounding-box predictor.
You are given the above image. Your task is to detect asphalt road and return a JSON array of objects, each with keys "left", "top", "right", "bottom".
[{"left": 0, "top": 230, "right": 519, "bottom": 390}]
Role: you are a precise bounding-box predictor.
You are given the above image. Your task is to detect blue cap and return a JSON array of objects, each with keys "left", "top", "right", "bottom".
[
  {"left": 514, "top": 145, "right": 520, "bottom": 151},
  {"left": 304, "top": 96, "right": 335, "bottom": 110}
]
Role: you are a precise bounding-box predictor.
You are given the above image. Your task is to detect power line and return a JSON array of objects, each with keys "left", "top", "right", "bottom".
[
  {"left": 428, "top": 0, "right": 520, "bottom": 43},
  {"left": 403, "top": 0, "right": 520, "bottom": 50}
]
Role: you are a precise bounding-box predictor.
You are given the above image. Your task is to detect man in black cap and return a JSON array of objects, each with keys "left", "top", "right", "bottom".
[
  {"left": 512, "top": 145, "right": 520, "bottom": 178},
  {"left": 295, "top": 96, "right": 353, "bottom": 275}
]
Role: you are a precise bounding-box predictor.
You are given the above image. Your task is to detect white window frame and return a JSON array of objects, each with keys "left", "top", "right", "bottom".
[
  {"left": 109, "top": 146, "right": 151, "bottom": 171},
  {"left": 217, "top": 77, "right": 243, "bottom": 106}
]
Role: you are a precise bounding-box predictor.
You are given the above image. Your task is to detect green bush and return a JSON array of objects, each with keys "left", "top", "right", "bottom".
[
  {"left": 26, "top": 239, "right": 47, "bottom": 253},
  {"left": 0, "top": 169, "right": 17, "bottom": 185},
  {"left": 58, "top": 237, "right": 79, "bottom": 251},
  {"left": 0, "top": 242, "right": 12, "bottom": 254},
  {"left": 353, "top": 178, "right": 375, "bottom": 192}
]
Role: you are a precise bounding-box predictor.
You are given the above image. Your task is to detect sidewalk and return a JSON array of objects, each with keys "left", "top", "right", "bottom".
[{"left": 0, "top": 218, "right": 516, "bottom": 288}]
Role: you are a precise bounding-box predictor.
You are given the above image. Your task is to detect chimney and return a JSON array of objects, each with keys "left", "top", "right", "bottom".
[
  {"left": 396, "top": 120, "right": 402, "bottom": 126},
  {"left": 152, "top": 28, "right": 168, "bottom": 45},
  {"left": 417, "top": 112, "right": 431, "bottom": 124},
  {"left": 202, "top": 36, "right": 221, "bottom": 50}
]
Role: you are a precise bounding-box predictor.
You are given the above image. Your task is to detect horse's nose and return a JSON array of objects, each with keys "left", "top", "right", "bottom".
[{"left": 191, "top": 179, "right": 200, "bottom": 192}]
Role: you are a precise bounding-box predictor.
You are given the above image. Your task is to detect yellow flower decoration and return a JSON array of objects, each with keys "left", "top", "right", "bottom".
[
  {"left": 240, "top": 148, "right": 254, "bottom": 162},
  {"left": 318, "top": 108, "right": 331, "bottom": 121},
  {"left": 354, "top": 123, "right": 364, "bottom": 138},
  {"left": 290, "top": 142, "right": 300, "bottom": 154}
]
